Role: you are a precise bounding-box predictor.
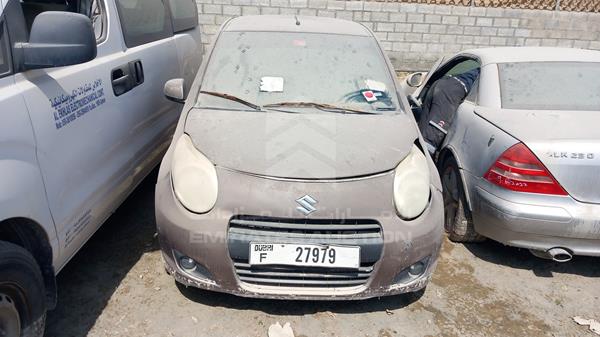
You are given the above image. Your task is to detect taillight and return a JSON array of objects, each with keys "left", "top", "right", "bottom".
[{"left": 484, "top": 143, "right": 568, "bottom": 196}]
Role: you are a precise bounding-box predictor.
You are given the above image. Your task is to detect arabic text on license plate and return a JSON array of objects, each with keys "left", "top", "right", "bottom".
[{"left": 249, "top": 243, "right": 360, "bottom": 269}]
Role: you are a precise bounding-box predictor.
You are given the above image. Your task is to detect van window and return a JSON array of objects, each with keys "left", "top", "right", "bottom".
[
  {"left": 115, "top": 0, "right": 173, "bottom": 48},
  {"left": 20, "top": 0, "right": 69, "bottom": 33},
  {"left": 168, "top": 0, "right": 198, "bottom": 33},
  {"left": 91, "top": 0, "right": 105, "bottom": 41},
  {"left": 18, "top": 0, "right": 108, "bottom": 42},
  {"left": 0, "top": 21, "right": 10, "bottom": 77}
]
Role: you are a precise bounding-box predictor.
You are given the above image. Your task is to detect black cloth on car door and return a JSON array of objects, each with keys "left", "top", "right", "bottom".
[{"left": 417, "top": 69, "right": 479, "bottom": 154}]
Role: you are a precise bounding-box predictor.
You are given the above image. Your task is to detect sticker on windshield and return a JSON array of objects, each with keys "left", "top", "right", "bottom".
[
  {"left": 365, "top": 79, "right": 387, "bottom": 93},
  {"left": 362, "top": 90, "right": 378, "bottom": 102},
  {"left": 260, "top": 77, "right": 284, "bottom": 92}
]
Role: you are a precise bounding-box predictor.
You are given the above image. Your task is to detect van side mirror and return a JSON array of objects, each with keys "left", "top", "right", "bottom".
[
  {"left": 16, "top": 12, "right": 97, "bottom": 70},
  {"left": 164, "top": 79, "right": 186, "bottom": 103},
  {"left": 406, "top": 72, "right": 426, "bottom": 88}
]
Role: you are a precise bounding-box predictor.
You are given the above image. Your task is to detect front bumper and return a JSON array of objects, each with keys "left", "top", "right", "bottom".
[
  {"left": 155, "top": 167, "right": 444, "bottom": 300},
  {"left": 466, "top": 172, "right": 600, "bottom": 257}
]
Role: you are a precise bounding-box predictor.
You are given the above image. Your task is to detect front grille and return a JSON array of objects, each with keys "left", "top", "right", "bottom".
[{"left": 228, "top": 216, "right": 383, "bottom": 288}]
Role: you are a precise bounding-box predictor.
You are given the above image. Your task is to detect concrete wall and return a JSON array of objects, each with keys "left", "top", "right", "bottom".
[{"left": 195, "top": 0, "right": 600, "bottom": 71}]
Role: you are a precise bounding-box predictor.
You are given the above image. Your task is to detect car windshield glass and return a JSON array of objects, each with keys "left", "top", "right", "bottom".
[
  {"left": 498, "top": 62, "right": 600, "bottom": 111},
  {"left": 196, "top": 32, "right": 400, "bottom": 113}
]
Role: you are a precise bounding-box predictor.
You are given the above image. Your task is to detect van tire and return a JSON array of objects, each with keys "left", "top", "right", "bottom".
[
  {"left": 441, "top": 157, "right": 486, "bottom": 243},
  {"left": 0, "top": 241, "right": 46, "bottom": 337}
]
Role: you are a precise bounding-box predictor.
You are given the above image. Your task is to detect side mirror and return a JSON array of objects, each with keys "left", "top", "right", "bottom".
[
  {"left": 406, "top": 72, "right": 426, "bottom": 88},
  {"left": 164, "top": 79, "right": 186, "bottom": 103},
  {"left": 16, "top": 12, "right": 97, "bottom": 70}
]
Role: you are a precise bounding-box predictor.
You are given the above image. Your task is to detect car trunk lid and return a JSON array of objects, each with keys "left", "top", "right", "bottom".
[
  {"left": 476, "top": 107, "right": 600, "bottom": 204},
  {"left": 184, "top": 109, "right": 418, "bottom": 179}
]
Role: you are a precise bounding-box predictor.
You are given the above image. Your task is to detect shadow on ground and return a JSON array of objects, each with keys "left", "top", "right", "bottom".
[
  {"left": 44, "top": 171, "right": 160, "bottom": 337},
  {"left": 176, "top": 282, "right": 424, "bottom": 316},
  {"left": 464, "top": 239, "right": 600, "bottom": 278}
]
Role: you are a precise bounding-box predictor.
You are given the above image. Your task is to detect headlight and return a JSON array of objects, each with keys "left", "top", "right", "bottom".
[
  {"left": 171, "top": 134, "right": 218, "bottom": 213},
  {"left": 393, "top": 144, "right": 430, "bottom": 220}
]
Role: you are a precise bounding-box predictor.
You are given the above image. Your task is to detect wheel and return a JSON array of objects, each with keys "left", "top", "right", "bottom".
[
  {"left": 440, "top": 157, "right": 486, "bottom": 243},
  {"left": 0, "top": 241, "right": 47, "bottom": 337}
]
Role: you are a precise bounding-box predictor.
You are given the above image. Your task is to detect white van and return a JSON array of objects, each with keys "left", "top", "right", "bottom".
[{"left": 0, "top": 1, "right": 202, "bottom": 335}]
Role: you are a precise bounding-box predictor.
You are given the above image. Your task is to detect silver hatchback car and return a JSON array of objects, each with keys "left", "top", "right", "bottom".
[
  {"left": 155, "top": 16, "right": 444, "bottom": 300},
  {"left": 407, "top": 47, "right": 600, "bottom": 262}
]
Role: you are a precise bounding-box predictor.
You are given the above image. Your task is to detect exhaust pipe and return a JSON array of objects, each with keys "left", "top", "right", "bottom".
[
  {"left": 530, "top": 247, "right": 573, "bottom": 262},
  {"left": 547, "top": 247, "right": 572, "bottom": 263}
]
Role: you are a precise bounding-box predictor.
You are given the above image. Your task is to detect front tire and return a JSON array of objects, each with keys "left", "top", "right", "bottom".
[
  {"left": 441, "top": 157, "right": 485, "bottom": 243},
  {"left": 0, "top": 241, "right": 47, "bottom": 337}
]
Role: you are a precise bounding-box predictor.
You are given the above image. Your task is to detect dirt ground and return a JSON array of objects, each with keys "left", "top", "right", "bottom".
[{"left": 44, "top": 172, "right": 600, "bottom": 337}]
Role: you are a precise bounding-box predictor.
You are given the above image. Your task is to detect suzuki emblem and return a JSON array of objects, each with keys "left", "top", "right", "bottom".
[{"left": 296, "top": 195, "right": 317, "bottom": 216}]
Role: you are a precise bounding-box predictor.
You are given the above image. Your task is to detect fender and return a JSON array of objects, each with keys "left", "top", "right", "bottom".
[
  {"left": 0, "top": 157, "right": 59, "bottom": 265},
  {"left": 438, "top": 144, "right": 474, "bottom": 212},
  {"left": 0, "top": 69, "right": 59, "bottom": 267}
]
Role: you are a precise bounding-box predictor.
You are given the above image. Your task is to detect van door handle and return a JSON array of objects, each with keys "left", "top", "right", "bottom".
[
  {"left": 112, "top": 60, "right": 143, "bottom": 96},
  {"left": 112, "top": 74, "right": 130, "bottom": 86},
  {"left": 111, "top": 65, "right": 133, "bottom": 96}
]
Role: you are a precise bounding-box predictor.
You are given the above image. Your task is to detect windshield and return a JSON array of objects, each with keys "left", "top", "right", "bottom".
[
  {"left": 498, "top": 62, "right": 600, "bottom": 111},
  {"left": 196, "top": 31, "right": 400, "bottom": 113}
]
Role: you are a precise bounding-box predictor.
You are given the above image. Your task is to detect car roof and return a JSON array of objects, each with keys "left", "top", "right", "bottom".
[
  {"left": 222, "top": 15, "right": 372, "bottom": 37},
  {"left": 463, "top": 47, "right": 600, "bottom": 66}
]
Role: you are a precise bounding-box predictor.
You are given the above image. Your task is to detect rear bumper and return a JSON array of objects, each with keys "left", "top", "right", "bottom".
[
  {"left": 156, "top": 167, "right": 444, "bottom": 300},
  {"left": 467, "top": 172, "right": 600, "bottom": 257}
]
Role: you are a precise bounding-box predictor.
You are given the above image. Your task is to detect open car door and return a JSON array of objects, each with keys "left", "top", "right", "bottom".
[{"left": 408, "top": 57, "right": 446, "bottom": 103}]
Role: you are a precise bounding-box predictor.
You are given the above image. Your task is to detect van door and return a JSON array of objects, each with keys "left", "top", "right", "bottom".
[
  {"left": 113, "top": 0, "right": 181, "bottom": 185},
  {"left": 8, "top": 0, "right": 178, "bottom": 269}
]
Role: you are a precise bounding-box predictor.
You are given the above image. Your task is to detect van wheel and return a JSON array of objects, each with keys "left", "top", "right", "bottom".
[
  {"left": 441, "top": 158, "right": 485, "bottom": 243},
  {"left": 0, "top": 241, "right": 46, "bottom": 337}
]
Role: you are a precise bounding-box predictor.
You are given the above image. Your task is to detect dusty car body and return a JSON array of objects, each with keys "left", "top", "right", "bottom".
[
  {"left": 155, "top": 15, "right": 444, "bottom": 300},
  {"left": 407, "top": 47, "right": 600, "bottom": 262}
]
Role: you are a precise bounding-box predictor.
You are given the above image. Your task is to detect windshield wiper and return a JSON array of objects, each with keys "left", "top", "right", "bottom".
[
  {"left": 199, "top": 91, "right": 263, "bottom": 111},
  {"left": 263, "top": 102, "right": 378, "bottom": 115},
  {"left": 374, "top": 106, "right": 397, "bottom": 111}
]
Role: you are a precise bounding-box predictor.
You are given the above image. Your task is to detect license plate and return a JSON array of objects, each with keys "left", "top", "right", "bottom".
[{"left": 249, "top": 243, "right": 360, "bottom": 269}]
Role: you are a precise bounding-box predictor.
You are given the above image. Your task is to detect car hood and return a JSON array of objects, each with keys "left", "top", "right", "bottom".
[
  {"left": 476, "top": 107, "right": 600, "bottom": 204},
  {"left": 184, "top": 109, "right": 419, "bottom": 179}
]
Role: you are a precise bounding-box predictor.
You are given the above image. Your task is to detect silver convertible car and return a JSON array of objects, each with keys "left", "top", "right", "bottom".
[
  {"left": 406, "top": 47, "right": 600, "bottom": 262},
  {"left": 154, "top": 16, "right": 444, "bottom": 299}
]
